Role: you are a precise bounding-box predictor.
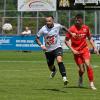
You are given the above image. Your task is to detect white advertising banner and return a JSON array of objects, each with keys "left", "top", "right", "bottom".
[{"left": 18, "top": 0, "right": 56, "bottom": 11}]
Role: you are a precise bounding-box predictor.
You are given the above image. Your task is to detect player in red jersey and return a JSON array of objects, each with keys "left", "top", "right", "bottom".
[{"left": 65, "top": 14, "right": 99, "bottom": 90}]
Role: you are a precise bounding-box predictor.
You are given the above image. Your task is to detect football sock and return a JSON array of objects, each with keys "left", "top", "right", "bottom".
[
  {"left": 63, "top": 76, "right": 67, "bottom": 82},
  {"left": 87, "top": 67, "right": 94, "bottom": 82},
  {"left": 49, "top": 65, "right": 56, "bottom": 72},
  {"left": 58, "top": 62, "right": 66, "bottom": 77},
  {"left": 52, "top": 65, "right": 56, "bottom": 72}
]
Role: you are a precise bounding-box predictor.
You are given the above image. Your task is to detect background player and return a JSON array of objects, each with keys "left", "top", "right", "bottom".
[{"left": 65, "top": 14, "right": 99, "bottom": 90}]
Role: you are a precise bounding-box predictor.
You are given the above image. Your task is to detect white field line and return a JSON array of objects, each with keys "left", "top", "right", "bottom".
[
  {"left": 92, "top": 65, "right": 100, "bottom": 68},
  {"left": 0, "top": 60, "right": 100, "bottom": 63},
  {"left": 0, "top": 60, "right": 75, "bottom": 65},
  {"left": 0, "top": 61, "right": 99, "bottom": 67},
  {"left": 0, "top": 60, "right": 70, "bottom": 62},
  {"left": 0, "top": 61, "right": 99, "bottom": 72}
]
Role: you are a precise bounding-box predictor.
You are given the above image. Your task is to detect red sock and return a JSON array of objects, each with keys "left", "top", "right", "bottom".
[{"left": 87, "top": 67, "right": 94, "bottom": 82}]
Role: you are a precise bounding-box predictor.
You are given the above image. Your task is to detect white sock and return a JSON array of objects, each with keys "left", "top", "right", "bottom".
[
  {"left": 90, "top": 82, "right": 96, "bottom": 90},
  {"left": 90, "top": 82, "right": 94, "bottom": 87},
  {"left": 63, "top": 76, "right": 67, "bottom": 82}
]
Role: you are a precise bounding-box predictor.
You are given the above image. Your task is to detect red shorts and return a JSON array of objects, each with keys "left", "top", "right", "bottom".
[{"left": 74, "top": 47, "right": 91, "bottom": 65}]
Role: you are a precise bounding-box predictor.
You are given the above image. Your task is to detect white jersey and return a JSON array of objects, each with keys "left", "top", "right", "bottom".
[{"left": 37, "top": 23, "right": 63, "bottom": 52}]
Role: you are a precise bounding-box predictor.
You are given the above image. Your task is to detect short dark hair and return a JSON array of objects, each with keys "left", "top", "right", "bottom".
[
  {"left": 75, "top": 14, "right": 83, "bottom": 19},
  {"left": 46, "top": 15, "right": 54, "bottom": 19}
]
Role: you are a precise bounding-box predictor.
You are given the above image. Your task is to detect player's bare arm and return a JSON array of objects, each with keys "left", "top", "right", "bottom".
[
  {"left": 35, "top": 36, "right": 47, "bottom": 51},
  {"left": 88, "top": 36, "right": 99, "bottom": 55},
  {"left": 62, "top": 26, "right": 76, "bottom": 37},
  {"left": 65, "top": 37, "right": 80, "bottom": 54}
]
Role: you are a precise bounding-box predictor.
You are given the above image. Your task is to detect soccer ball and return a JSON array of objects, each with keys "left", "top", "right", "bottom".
[{"left": 2, "top": 23, "right": 12, "bottom": 31}]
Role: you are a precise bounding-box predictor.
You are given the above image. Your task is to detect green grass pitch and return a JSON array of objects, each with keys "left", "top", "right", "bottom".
[{"left": 0, "top": 51, "right": 100, "bottom": 100}]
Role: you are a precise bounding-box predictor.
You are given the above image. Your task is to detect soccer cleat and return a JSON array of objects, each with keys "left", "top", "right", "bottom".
[
  {"left": 78, "top": 76, "right": 83, "bottom": 87},
  {"left": 78, "top": 82, "right": 83, "bottom": 87},
  {"left": 90, "top": 86, "right": 97, "bottom": 90},
  {"left": 49, "top": 70, "right": 57, "bottom": 79},
  {"left": 90, "top": 82, "right": 97, "bottom": 90},
  {"left": 63, "top": 77, "right": 69, "bottom": 86},
  {"left": 64, "top": 80, "right": 69, "bottom": 86}
]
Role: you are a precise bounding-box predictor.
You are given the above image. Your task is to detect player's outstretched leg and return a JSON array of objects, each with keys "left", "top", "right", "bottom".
[
  {"left": 87, "top": 66, "right": 96, "bottom": 90},
  {"left": 58, "top": 62, "right": 68, "bottom": 86},
  {"left": 49, "top": 65, "right": 57, "bottom": 79},
  {"left": 78, "top": 64, "right": 85, "bottom": 87}
]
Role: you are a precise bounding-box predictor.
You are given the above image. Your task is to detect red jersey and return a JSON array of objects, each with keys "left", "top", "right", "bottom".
[{"left": 66, "top": 24, "right": 91, "bottom": 51}]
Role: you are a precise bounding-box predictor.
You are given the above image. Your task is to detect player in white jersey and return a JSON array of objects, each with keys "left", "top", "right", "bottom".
[
  {"left": 37, "top": 23, "right": 62, "bottom": 51},
  {"left": 36, "top": 16, "right": 74, "bottom": 86}
]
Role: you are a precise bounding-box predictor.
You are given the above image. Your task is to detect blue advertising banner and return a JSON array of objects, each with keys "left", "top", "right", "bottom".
[
  {"left": 92, "top": 35, "right": 100, "bottom": 51},
  {"left": 0, "top": 35, "right": 43, "bottom": 51}
]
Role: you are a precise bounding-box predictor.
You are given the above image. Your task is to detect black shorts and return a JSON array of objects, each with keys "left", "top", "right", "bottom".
[{"left": 45, "top": 47, "right": 63, "bottom": 66}]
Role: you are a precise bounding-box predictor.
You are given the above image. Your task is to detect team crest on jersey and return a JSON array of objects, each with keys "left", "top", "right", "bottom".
[{"left": 83, "top": 29, "right": 87, "bottom": 33}]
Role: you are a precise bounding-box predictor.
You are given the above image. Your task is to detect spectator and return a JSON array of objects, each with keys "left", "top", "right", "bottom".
[{"left": 21, "top": 26, "right": 31, "bottom": 36}]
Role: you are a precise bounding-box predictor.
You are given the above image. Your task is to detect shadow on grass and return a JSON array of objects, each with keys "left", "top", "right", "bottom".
[
  {"left": 34, "top": 88, "right": 67, "bottom": 93},
  {"left": 64, "top": 85, "right": 89, "bottom": 89},
  {"left": 33, "top": 86, "right": 89, "bottom": 93}
]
